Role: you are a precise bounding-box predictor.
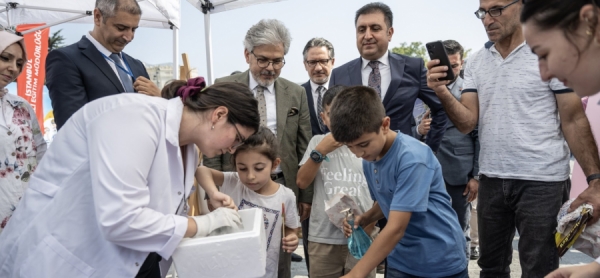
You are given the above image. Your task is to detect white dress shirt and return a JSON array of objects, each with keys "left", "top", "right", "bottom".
[
  {"left": 310, "top": 80, "right": 329, "bottom": 115},
  {"left": 0, "top": 94, "right": 198, "bottom": 277},
  {"left": 249, "top": 73, "right": 281, "bottom": 173},
  {"left": 86, "top": 32, "right": 131, "bottom": 90},
  {"left": 361, "top": 51, "right": 391, "bottom": 101},
  {"left": 249, "top": 73, "right": 277, "bottom": 134}
]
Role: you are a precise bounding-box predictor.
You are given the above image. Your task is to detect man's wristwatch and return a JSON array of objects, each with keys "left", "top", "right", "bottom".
[
  {"left": 473, "top": 175, "right": 480, "bottom": 181},
  {"left": 310, "top": 150, "right": 326, "bottom": 163},
  {"left": 587, "top": 173, "right": 600, "bottom": 185}
]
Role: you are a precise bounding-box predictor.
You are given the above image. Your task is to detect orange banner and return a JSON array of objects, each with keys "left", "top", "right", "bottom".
[{"left": 15, "top": 24, "right": 49, "bottom": 133}]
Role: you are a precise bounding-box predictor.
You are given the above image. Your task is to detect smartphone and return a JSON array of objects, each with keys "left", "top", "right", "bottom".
[{"left": 426, "top": 40, "right": 455, "bottom": 81}]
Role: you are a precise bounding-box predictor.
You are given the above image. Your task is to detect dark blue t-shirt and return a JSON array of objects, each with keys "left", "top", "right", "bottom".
[{"left": 363, "top": 133, "right": 467, "bottom": 276}]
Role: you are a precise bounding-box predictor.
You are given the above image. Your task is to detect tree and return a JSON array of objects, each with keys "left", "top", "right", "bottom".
[
  {"left": 48, "top": 29, "right": 65, "bottom": 52},
  {"left": 392, "top": 41, "right": 473, "bottom": 62},
  {"left": 391, "top": 42, "right": 428, "bottom": 62}
]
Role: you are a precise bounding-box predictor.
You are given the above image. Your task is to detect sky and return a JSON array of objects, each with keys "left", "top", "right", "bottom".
[{"left": 6, "top": 0, "right": 491, "bottom": 115}]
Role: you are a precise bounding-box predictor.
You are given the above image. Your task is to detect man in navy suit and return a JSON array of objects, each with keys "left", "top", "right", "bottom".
[
  {"left": 301, "top": 38, "right": 335, "bottom": 136},
  {"left": 46, "top": 0, "right": 158, "bottom": 129},
  {"left": 434, "top": 40, "right": 480, "bottom": 260},
  {"left": 329, "top": 2, "right": 447, "bottom": 152}
]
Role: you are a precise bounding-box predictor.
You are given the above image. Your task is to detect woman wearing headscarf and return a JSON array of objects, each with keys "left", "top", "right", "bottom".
[
  {"left": 0, "top": 29, "right": 47, "bottom": 233},
  {"left": 522, "top": 1, "right": 600, "bottom": 277},
  {"left": 0, "top": 75, "right": 260, "bottom": 277}
]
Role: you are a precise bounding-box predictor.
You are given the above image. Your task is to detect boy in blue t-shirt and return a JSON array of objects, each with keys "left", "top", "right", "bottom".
[{"left": 331, "top": 86, "right": 468, "bottom": 278}]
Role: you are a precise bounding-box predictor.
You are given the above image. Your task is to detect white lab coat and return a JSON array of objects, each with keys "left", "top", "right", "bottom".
[{"left": 0, "top": 94, "right": 198, "bottom": 277}]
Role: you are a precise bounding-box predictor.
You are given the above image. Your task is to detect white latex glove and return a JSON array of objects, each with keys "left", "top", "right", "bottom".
[{"left": 192, "top": 207, "right": 244, "bottom": 238}]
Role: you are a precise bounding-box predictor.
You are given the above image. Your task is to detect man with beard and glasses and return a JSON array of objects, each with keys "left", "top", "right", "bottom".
[
  {"left": 427, "top": 0, "right": 600, "bottom": 276},
  {"left": 46, "top": 0, "right": 159, "bottom": 130},
  {"left": 203, "top": 19, "right": 312, "bottom": 278},
  {"left": 301, "top": 37, "right": 335, "bottom": 136}
]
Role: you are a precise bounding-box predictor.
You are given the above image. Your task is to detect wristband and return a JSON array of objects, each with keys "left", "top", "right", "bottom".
[{"left": 587, "top": 173, "right": 600, "bottom": 185}]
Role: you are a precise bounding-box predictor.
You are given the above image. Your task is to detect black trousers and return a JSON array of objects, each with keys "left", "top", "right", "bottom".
[{"left": 136, "top": 252, "right": 162, "bottom": 278}]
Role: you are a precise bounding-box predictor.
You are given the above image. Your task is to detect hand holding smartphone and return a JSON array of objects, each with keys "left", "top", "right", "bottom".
[{"left": 426, "top": 41, "right": 455, "bottom": 81}]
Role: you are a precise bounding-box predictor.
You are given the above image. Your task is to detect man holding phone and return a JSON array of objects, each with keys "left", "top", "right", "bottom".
[
  {"left": 426, "top": 0, "right": 600, "bottom": 277},
  {"left": 329, "top": 2, "right": 447, "bottom": 153},
  {"left": 430, "top": 39, "right": 480, "bottom": 261}
]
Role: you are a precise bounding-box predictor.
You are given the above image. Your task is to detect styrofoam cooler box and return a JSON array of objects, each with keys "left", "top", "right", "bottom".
[{"left": 172, "top": 208, "right": 266, "bottom": 278}]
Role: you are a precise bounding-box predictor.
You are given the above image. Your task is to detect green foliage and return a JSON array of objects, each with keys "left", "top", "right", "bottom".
[
  {"left": 391, "top": 42, "right": 428, "bottom": 62},
  {"left": 48, "top": 29, "right": 65, "bottom": 52},
  {"left": 392, "top": 41, "right": 473, "bottom": 62}
]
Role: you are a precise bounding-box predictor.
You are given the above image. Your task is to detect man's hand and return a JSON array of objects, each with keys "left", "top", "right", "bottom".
[
  {"left": 282, "top": 230, "right": 299, "bottom": 253},
  {"left": 342, "top": 214, "right": 364, "bottom": 237},
  {"left": 464, "top": 178, "right": 479, "bottom": 203},
  {"left": 418, "top": 110, "right": 432, "bottom": 136},
  {"left": 315, "top": 134, "right": 343, "bottom": 156},
  {"left": 426, "top": 60, "right": 451, "bottom": 94},
  {"left": 134, "top": 76, "right": 161, "bottom": 97},
  {"left": 545, "top": 262, "right": 600, "bottom": 278},
  {"left": 209, "top": 191, "right": 237, "bottom": 211},
  {"left": 299, "top": 202, "right": 311, "bottom": 222},
  {"left": 570, "top": 179, "right": 600, "bottom": 224}
]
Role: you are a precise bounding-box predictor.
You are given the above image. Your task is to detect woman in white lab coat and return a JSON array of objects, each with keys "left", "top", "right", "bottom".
[{"left": 0, "top": 77, "right": 259, "bottom": 277}]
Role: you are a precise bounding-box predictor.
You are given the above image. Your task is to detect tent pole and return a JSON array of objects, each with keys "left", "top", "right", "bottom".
[
  {"left": 204, "top": 11, "right": 214, "bottom": 85},
  {"left": 173, "top": 25, "right": 179, "bottom": 81},
  {"left": 201, "top": 0, "right": 214, "bottom": 85}
]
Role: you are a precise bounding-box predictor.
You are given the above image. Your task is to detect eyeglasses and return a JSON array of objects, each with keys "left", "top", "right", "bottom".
[
  {"left": 231, "top": 123, "right": 246, "bottom": 149},
  {"left": 305, "top": 59, "right": 332, "bottom": 68},
  {"left": 474, "top": 0, "right": 519, "bottom": 19},
  {"left": 250, "top": 51, "right": 286, "bottom": 69}
]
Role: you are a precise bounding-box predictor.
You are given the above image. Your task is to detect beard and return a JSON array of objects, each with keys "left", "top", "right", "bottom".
[{"left": 251, "top": 69, "right": 277, "bottom": 87}]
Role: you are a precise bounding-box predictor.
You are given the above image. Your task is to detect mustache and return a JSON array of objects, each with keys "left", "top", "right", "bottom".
[{"left": 260, "top": 70, "right": 276, "bottom": 76}]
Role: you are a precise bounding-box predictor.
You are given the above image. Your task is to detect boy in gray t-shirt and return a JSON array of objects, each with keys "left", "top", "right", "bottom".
[{"left": 297, "top": 86, "right": 375, "bottom": 278}]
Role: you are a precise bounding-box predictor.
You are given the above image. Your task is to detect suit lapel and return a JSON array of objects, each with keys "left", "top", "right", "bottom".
[
  {"left": 122, "top": 53, "right": 144, "bottom": 80},
  {"left": 79, "top": 37, "right": 124, "bottom": 92},
  {"left": 239, "top": 70, "right": 251, "bottom": 85},
  {"left": 274, "top": 79, "right": 290, "bottom": 143},
  {"left": 303, "top": 82, "right": 318, "bottom": 126},
  {"left": 382, "top": 53, "right": 406, "bottom": 106},
  {"left": 349, "top": 58, "right": 363, "bottom": 86}
]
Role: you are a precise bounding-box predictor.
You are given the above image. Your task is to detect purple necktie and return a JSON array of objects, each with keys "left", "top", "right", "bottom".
[{"left": 368, "top": 60, "right": 381, "bottom": 98}]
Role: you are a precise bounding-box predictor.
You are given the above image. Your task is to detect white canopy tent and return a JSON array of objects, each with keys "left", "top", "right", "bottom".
[
  {"left": 0, "top": 0, "right": 182, "bottom": 79},
  {"left": 186, "top": 0, "right": 287, "bottom": 85}
]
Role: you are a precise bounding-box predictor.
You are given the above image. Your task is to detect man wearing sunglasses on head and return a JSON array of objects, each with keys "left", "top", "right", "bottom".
[{"left": 426, "top": 0, "right": 600, "bottom": 277}]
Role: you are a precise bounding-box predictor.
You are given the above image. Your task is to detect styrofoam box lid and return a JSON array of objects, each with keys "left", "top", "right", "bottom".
[{"left": 172, "top": 208, "right": 267, "bottom": 278}]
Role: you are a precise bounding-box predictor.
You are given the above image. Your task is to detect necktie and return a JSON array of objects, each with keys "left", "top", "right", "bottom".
[
  {"left": 316, "top": 86, "right": 326, "bottom": 133},
  {"left": 368, "top": 60, "right": 381, "bottom": 98},
  {"left": 255, "top": 86, "right": 268, "bottom": 127},
  {"left": 109, "top": 53, "right": 134, "bottom": 93}
]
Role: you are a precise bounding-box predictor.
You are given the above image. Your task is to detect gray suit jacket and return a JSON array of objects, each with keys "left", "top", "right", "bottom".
[
  {"left": 203, "top": 71, "right": 314, "bottom": 203},
  {"left": 435, "top": 77, "right": 480, "bottom": 186}
]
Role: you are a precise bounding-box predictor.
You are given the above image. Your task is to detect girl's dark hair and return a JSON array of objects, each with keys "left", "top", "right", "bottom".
[
  {"left": 521, "top": 0, "right": 599, "bottom": 55},
  {"left": 162, "top": 80, "right": 260, "bottom": 132},
  {"left": 232, "top": 126, "right": 279, "bottom": 165}
]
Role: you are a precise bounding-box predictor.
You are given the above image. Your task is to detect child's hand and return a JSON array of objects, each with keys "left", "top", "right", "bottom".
[
  {"left": 282, "top": 230, "right": 299, "bottom": 253},
  {"left": 342, "top": 214, "right": 363, "bottom": 237},
  {"left": 315, "top": 134, "right": 343, "bottom": 156},
  {"left": 209, "top": 191, "right": 237, "bottom": 211}
]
